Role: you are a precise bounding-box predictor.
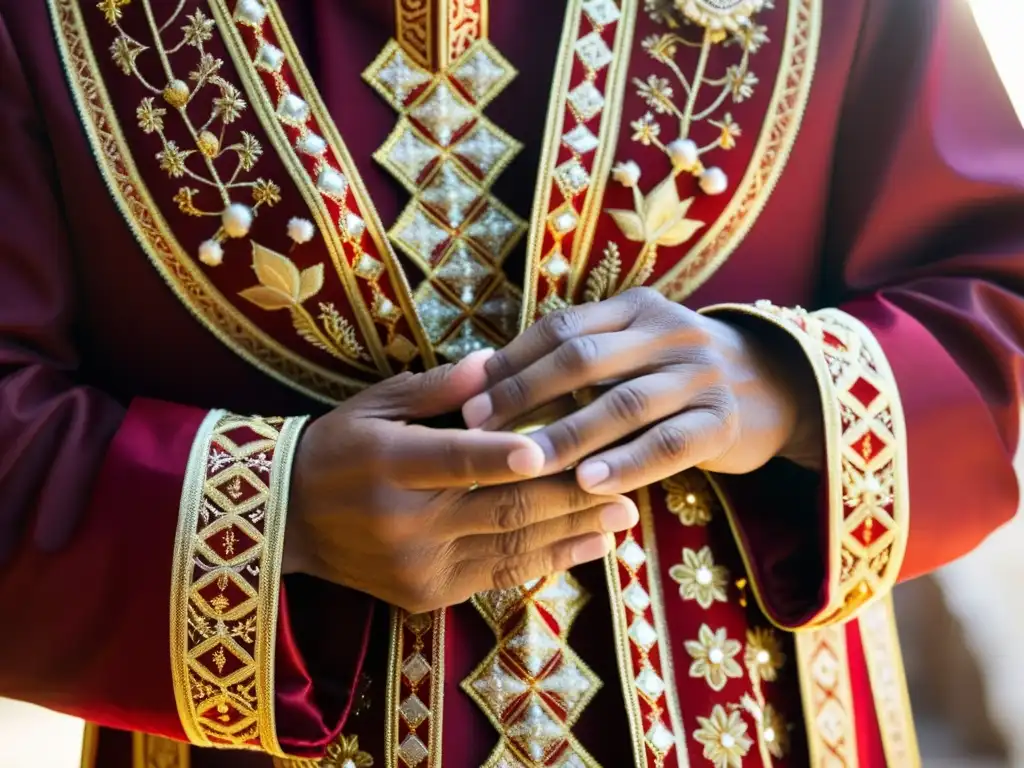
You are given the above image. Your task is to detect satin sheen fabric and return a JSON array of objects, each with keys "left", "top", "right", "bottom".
[{"left": 0, "top": 0, "right": 1021, "bottom": 765}]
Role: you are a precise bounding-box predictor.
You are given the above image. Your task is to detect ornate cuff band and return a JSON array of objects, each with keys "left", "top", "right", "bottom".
[
  {"left": 171, "top": 410, "right": 308, "bottom": 754},
  {"left": 700, "top": 302, "right": 909, "bottom": 628}
]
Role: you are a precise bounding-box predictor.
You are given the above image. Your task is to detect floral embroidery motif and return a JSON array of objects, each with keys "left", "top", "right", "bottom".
[
  {"left": 760, "top": 704, "right": 788, "bottom": 760},
  {"left": 669, "top": 546, "right": 729, "bottom": 608},
  {"left": 274, "top": 733, "right": 374, "bottom": 768},
  {"left": 685, "top": 625, "right": 743, "bottom": 692},
  {"left": 363, "top": 37, "right": 525, "bottom": 360},
  {"left": 693, "top": 704, "right": 753, "bottom": 768},
  {"left": 744, "top": 628, "right": 785, "bottom": 683},
  {"left": 662, "top": 472, "right": 714, "bottom": 526},
  {"left": 596, "top": 0, "right": 770, "bottom": 293}
]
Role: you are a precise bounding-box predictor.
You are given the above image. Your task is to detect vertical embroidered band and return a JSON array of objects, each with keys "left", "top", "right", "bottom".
[{"left": 171, "top": 410, "right": 308, "bottom": 754}]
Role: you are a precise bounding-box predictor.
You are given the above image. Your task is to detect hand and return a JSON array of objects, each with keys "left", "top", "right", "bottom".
[
  {"left": 285, "top": 350, "right": 638, "bottom": 614},
  {"left": 461, "top": 288, "right": 822, "bottom": 495}
]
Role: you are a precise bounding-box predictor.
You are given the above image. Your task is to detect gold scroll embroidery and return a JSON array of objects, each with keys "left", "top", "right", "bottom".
[
  {"left": 274, "top": 733, "right": 375, "bottom": 768},
  {"left": 701, "top": 303, "right": 910, "bottom": 629},
  {"left": 364, "top": 29, "right": 526, "bottom": 361},
  {"left": 396, "top": 0, "right": 486, "bottom": 71},
  {"left": 171, "top": 410, "right": 307, "bottom": 754}
]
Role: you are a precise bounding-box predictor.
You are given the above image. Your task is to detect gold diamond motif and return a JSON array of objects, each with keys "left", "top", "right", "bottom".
[
  {"left": 410, "top": 81, "right": 475, "bottom": 147},
  {"left": 398, "top": 734, "right": 429, "bottom": 767},
  {"left": 436, "top": 319, "right": 491, "bottom": 361},
  {"left": 400, "top": 695, "right": 430, "bottom": 728},
  {"left": 451, "top": 42, "right": 514, "bottom": 105},
  {"left": 420, "top": 162, "right": 481, "bottom": 228},
  {"left": 436, "top": 242, "right": 493, "bottom": 306}
]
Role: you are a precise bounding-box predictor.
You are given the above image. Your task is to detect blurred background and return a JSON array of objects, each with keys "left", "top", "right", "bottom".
[{"left": 2, "top": 1, "right": 1022, "bottom": 766}]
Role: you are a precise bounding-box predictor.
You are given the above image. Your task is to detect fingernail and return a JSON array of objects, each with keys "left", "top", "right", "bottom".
[
  {"left": 508, "top": 443, "right": 544, "bottom": 477},
  {"left": 458, "top": 348, "right": 496, "bottom": 367},
  {"left": 600, "top": 503, "right": 639, "bottom": 532},
  {"left": 463, "top": 393, "right": 493, "bottom": 429},
  {"left": 577, "top": 461, "right": 611, "bottom": 491},
  {"left": 573, "top": 535, "right": 612, "bottom": 565}
]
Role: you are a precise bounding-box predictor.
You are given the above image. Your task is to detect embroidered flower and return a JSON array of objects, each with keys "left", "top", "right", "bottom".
[
  {"left": 213, "top": 83, "right": 247, "bottom": 123},
  {"left": 157, "top": 141, "right": 192, "bottom": 178},
  {"left": 252, "top": 178, "right": 282, "bottom": 207},
  {"left": 189, "top": 52, "right": 222, "bottom": 84},
  {"left": 641, "top": 33, "right": 677, "bottom": 61},
  {"left": 97, "top": 0, "right": 131, "bottom": 25},
  {"left": 693, "top": 705, "right": 753, "bottom": 768},
  {"left": 320, "top": 733, "right": 374, "bottom": 768},
  {"left": 236, "top": 132, "right": 263, "bottom": 171},
  {"left": 669, "top": 546, "right": 728, "bottom": 608},
  {"left": 710, "top": 113, "right": 741, "bottom": 150},
  {"left": 678, "top": 0, "right": 766, "bottom": 35},
  {"left": 631, "top": 112, "right": 662, "bottom": 146},
  {"left": 173, "top": 187, "right": 203, "bottom": 216},
  {"left": 731, "top": 21, "right": 769, "bottom": 53},
  {"left": 685, "top": 625, "right": 743, "bottom": 691},
  {"left": 612, "top": 161, "right": 642, "bottom": 188},
  {"left": 663, "top": 475, "right": 713, "bottom": 526},
  {"left": 110, "top": 35, "right": 145, "bottom": 75},
  {"left": 727, "top": 65, "right": 759, "bottom": 102},
  {"left": 644, "top": 0, "right": 678, "bottom": 27},
  {"left": 744, "top": 627, "right": 785, "bottom": 682},
  {"left": 181, "top": 10, "right": 215, "bottom": 48},
  {"left": 761, "top": 704, "right": 789, "bottom": 759},
  {"left": 606, "top": 174, "right": 704, "bottom": 248},
  {"left": 635, "top": 75, "right": 675, "bottom": 115},
  {"left": 136, "top": 97, "right": 167, "bottom": 133}
]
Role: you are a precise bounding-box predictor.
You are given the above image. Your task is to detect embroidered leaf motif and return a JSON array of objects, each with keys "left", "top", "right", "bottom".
[
  {"left": 607, "top": 175, "right": 704, "bottom": 249},
  {"left": 606, "top": 209, "right": 646, "bottom": 243},
  {"left": 298, "top": 263, "right": 324, "bottom": 303},
  {"left": 318, "top": 303, "right": 366, "bottom": 361},
  {"left": 252, "top": 243, "right": 300, "bottom": 297},
  {"left": 584, "top": 243, "right": 623, "bottom": 303},
  {"left": 239, "top": 286, "right": 294, "bottom": 311},
  {"left": 290, "top": 308, "right": 330, "bottom": 352}
]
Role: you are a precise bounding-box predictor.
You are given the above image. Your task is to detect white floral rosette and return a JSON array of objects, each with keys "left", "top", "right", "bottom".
[{"left": 677, "top": 0, "right": 766, "bottom": 34}]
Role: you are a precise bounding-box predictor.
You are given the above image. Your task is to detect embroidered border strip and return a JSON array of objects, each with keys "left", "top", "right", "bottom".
[
  {"left": 171, "top": 410, "right": 307, "bottom": 754},
  {"left": 794, "top": 625, "right": 859, "bottom": 767},
  {"left": 699, "top": 303, "right": 910, "bottom": 628}
]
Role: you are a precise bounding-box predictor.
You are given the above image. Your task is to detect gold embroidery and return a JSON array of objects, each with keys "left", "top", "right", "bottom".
[
  {"left": 171, "top": 411, "right": 307, "bottom": 754},
  {"left": 50, "top": 0, "right": 377, "bottom": 403},
  {"left": 657, "top": 0, "right": 821, "bottom": 299},
  {"left": 662, "top": 473, "right": 714, "bottom": 526},
  {"left": 363, "top": 33, "right": 525, "bottom": 360},
  {"left": 274, "top": 733, "right": 375, "bottom": 768},
  {"left": 859, "top": 596, "right": 921, "bottom": 767},
  {"left": 462, "top": 574, "right": 601, "bottom": 767},
  {"left": 794, "top": 626, "right": 859, "bottom": 767},
  {"left": 701, "top": 303, "right": 910, "bottom": 628},
  {"left": 386, "top": 609, "right": 445, "bottom": 768},
  {"left": 669, "top": 546, "right": 729, "bottom": 609},
  {"left": 132, "top": 733, "right": 191, "bottom": 768},
  {"left": 396, "top": 0, "right": 433, "bottom": 70},
  {"left": 743, "top": 628, "right": 785, "bottom": 684},
  {"left": 692, "top": 705, "right": 753, "bottom": 768},
  {"left": 685, "top": 625, "right": 743, "bottom": 692},
  {"left": 524, "top": 0, "right": 638, "bottom": 325}
]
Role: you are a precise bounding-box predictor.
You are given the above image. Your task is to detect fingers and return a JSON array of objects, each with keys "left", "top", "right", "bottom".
[
  {"left": 457, "top": 501, "right": 637, "bottom": 560},
  {"left": 576, "top": 408, "right": 732, "bottom": 494},
  {"left": 451, "top": 475, "right": 635, "bottom": 535},
  {"left": 455, "top": 532, "right": 614, "bottom": 594},
  {"left": 464, "top": 329, "right": 659, "bottom": 430},
  {"left": 371, "top": 348, "right": 496, "bottom": 420},
  {"left": 529, "top": 371, "right": 701, "bottom": 471},
  {"left": 387, "top": 424, "right": 545, "bottom": 489}
]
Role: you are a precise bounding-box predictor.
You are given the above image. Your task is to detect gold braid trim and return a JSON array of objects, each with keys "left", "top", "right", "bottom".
[
  {"left": 700, "top": 302, "right": 910, "bottom": 629},
  {"left": 171, "top": 410, "right": 308, "bottom": 755}
]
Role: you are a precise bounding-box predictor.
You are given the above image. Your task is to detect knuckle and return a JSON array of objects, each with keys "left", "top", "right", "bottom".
[
  {"left": 496, "top": 373, "right": 530, "bottom": 411},
  {"left": 549, "top": 417, "right": 584, "bottom": 456},
  {"left": 441, "top": 437, "right": 471, "bottom": 479},
  {"left": 623, "top": 286, "right": 662, "bottom": 308},
  {"left": 491, "top": 559, "right": 537, "bottom": 591},
  {"left": 497, "top": 527, "right": 532, "bottom": 557},
  {"left": 654, "top": 423, "right": 692, "bottom": 462},
  {"left": 607, "top": 384, "right": 650, "bottom": 423},
  {"left": 493, "top": 486, "right": 529, "bottom": 531},
  {"left": 484, "top": 350, "right": 514, "bottom": 382},
  {"left": 558, "top": 335, "right": 601, "bottom": 372},
  {"left": 541, "top": 309, "right": 583, "bottom": 345}
]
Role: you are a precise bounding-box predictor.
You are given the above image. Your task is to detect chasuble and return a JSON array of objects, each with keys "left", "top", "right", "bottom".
[{"left": 0, "top": 0, "right": 1021, "bottom": 766}]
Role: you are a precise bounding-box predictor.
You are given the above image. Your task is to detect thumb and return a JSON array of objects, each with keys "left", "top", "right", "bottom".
[{"left": 372, "top": 349, "right": 497, "bottom": 420}]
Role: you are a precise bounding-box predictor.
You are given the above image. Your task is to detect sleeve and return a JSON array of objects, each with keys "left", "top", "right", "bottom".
[
  {"left": 699, "top": 0, "right": 1022, "bottom": 630},
  {"left": 0, "top": 12, "right": 369, "bottom": 758}
]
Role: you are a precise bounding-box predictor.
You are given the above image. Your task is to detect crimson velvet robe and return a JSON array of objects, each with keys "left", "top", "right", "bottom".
[{"left": 0, "top": 0, "right": 1020, "bottom": 766}]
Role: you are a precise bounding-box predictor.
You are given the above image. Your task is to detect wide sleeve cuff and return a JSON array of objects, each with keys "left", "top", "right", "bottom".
[
  {"left": 170, "top": 410, "right": 308, "bottom": 756},
  {"left": 700, "top": 302, "right": 909, "bottom": 630}
]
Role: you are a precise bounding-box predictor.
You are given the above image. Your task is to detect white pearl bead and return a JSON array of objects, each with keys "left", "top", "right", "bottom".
[
  {"left": 198, "top": 239, "right": 223, "bottom": 267},
  {"left": 757, "top": 650, "right": 770, "bottom": 664},
  {"left": 287, "top": 217, "right": 315, "bottom": 244},
  {"left": 721, "top": 733, "right": 735, "bottom": 748},
  {"left": 696, "top": 566, "right": 713, "bottom": 586},
  {"left": 700, "top": 167, "right": 729, "bottom": 196},
  {"left": 709, "top": 648, "right": 724, "bottom": 664},
  {"left": 667, "top": 138, "right": 700, "bottom": 171},
  {"left": 222, "top": 203, "right": 253, "bottom": 238}
]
